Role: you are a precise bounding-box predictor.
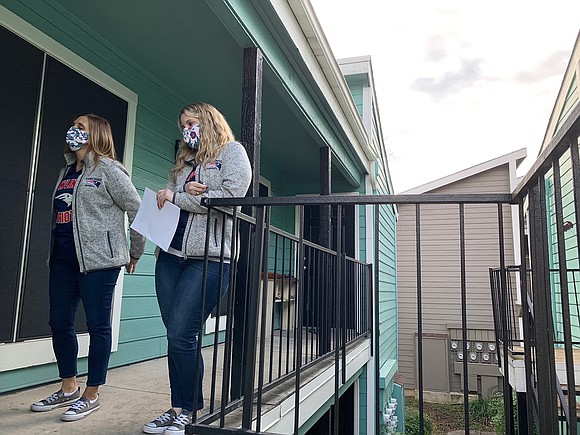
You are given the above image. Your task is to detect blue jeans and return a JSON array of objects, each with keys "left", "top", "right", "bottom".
[
  {"left": 49, "top": 258, "right": 120, "bottom": 386},
  {"left": 155, "top": 251, "right": 230, "bottom": 412}
]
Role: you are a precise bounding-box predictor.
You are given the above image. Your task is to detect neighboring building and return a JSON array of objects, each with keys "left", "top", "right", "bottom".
[
  {"left": 396, "top": 149, "right": 526, "bottom": 398},
  {"left": 0, "top": 1, "right": 396, "bottom": 433},
  {"left": 339, "top": 55, "right": 401, "bottom": 430}
]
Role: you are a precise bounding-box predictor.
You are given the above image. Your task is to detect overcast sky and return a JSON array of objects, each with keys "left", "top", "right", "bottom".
[{"left": 309, "top": 1, "right": 580, "bottom": 193}]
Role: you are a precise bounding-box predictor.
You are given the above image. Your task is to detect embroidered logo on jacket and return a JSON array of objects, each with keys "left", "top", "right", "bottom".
[
  {"left": 206, "top": 160, "right": 222, "bottom": 170},
  {"left": 84, "top": 178, "right": 102, "bottom": 188}
]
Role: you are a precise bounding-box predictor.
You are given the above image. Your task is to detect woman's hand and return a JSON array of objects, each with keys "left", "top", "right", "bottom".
[
  {"left": 185, "top": 181, "right": 208, "bottom": 197},
  {"left": 126, "top": 257, "right": 138, "bottom": 274},
  {"left": 157, "top": 189, "right": 174, "bottom": 209}
]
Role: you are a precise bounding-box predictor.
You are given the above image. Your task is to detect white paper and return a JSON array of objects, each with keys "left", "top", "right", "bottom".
[{"left": 130, "top": 187, "right": 180, "bottom": 251}]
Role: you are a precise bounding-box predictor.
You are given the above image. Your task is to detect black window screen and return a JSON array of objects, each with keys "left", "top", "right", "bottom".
[
  {"left": 0, "top": 26, "right": 44, "bottom": 343},
  {"left": 17, "top": 56, "right": 128, "bottom": 340},
  {"left": 0, "top": 25, "right": 130, "bottom": 342}
]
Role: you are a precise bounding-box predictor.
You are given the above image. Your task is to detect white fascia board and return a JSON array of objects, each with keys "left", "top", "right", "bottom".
[
  {"left": 338, "top": 55, "right": 371, "bottom": 76},
  {"left": 402, "top": 148, "right": 528, "bottom": 194},
  {"left": 274, "top": 0, "right": 377, "bottom": 164}
]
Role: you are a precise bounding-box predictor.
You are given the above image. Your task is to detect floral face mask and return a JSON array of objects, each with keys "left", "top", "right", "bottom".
[
  {"left": 182, "top": 124, "right": 201, "bottom": 150},
  {"left": 65, "top": 126, "right": 89, "bottom": 151}
]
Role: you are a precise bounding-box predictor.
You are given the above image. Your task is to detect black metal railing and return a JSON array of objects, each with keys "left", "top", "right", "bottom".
[
  {"left": 489, "top": 266, "right": 528, "bottom": 357},
  {"left": 491, "top": 102, "right": 580, "bottom": 435},
  {"left": 181, "top": 104, "right": 580, "bottom": 434},
  {"left": 184, "top": 194, "right": 517, "bottom": 435},
  {"left": 184, "top": 203, "right": 372, "bottom": 435}
]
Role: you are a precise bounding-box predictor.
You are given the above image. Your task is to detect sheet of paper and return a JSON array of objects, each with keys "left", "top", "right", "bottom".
[{"left": 130, "top": 187, "right": 180, "bottom": 252}]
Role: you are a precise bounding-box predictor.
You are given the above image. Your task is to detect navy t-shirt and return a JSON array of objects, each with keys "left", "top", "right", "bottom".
[
  {"left": 169, "top": 167, "right": 196, "bottom": 250},
  {"left": 52, "top": 165, "right": 82, "bottom": 260}
]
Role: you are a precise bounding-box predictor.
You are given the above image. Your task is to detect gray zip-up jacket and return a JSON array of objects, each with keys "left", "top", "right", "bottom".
[
  {"left": 50, "top": 151, "right": 146, "bottom": 273},
  {"left": 168, "top": 141, "right": 251, "bottom": 259}
]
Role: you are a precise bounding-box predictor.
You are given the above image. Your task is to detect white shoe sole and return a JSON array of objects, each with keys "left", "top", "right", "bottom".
[
  {"left": 143, "top": 425, "right": 170, "bottom": 434},
  {"left": 30, "top": 397, "right": 79, "bottom": 412},
  {"left": 60, "top": 404, "right": 100, "bottom": 421}
]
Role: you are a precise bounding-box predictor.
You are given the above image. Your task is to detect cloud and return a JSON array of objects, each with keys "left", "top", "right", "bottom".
[
  {"left": 512, "top": 50, "right": 571, "bottom": 83},
  {"left": 424, "top": 35, "right": 448, "bottom": 62},
  {"left": 410, "top": 57, "right": 485, "bottom": 101}
]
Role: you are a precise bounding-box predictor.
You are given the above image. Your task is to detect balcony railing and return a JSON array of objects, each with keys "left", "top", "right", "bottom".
[
  {"left": 184, "top": 106, "right": 580, "bottom": 434},
  {"left": 185, "top": 203, "right": 373, "bottom": 434}
]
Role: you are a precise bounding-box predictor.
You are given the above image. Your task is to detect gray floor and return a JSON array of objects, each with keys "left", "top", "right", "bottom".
[
  {"left": 0, "top": 338, "right": 333, "bottom": 435},
  {"left": 1, "top": 357, "right": 175, "bottom": 435},
  {"left": 0, "top": 330, "right": 316, "bottom": 435}
]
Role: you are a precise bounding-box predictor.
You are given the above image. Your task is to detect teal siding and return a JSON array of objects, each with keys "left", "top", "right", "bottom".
[
  {"left": 554, "top": 73, "right": 578, "bottom": 135},
  {"left": 546, "top": 148, "right": 580, "bottom": 344},
  {"left": 344, "top": 62, "right": 398, "bottom": 432},
  {"left": 345, "top": 75, "right": 365, "bottom": 117},
  {"left": 359, "top": 366, "right": 368, "bottom": 434}
]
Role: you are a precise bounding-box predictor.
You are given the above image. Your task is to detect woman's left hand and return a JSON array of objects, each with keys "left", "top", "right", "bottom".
[
  {"left": 185, "top": 181, "right": 208, "bottom": 197},
  {"left": 126, "top": 257, "right": 138, "bottom": 274},
  {"left": 157, "top": 189, "right": 174, "bottom": 209}
]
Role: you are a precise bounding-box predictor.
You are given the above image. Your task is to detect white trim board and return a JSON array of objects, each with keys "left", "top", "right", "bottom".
[{"left": 259, "top": 338, "right": 371, "bottom": 433}]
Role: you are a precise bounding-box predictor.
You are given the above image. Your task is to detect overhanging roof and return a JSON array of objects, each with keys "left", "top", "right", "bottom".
[{"left": 401, "top": 148, "right": 527, "bottom": 194}]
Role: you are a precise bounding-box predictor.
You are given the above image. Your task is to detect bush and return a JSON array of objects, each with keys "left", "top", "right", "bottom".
[
  {"left": 405, "top": 409, "right": 432, "bottom": 435},
  {"left": 469, "top": 395, "right": 502, "bottom": 427}
]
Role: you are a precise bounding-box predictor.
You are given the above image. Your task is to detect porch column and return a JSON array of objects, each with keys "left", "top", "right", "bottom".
[
  {"left": 319, "top": 146, "right": 332, "bottom": 247},
  {"left": 319, "top": 146, "right": 332, "bottom": 356},
  {"left": 231, "top": 46, "right": 263, "bottom": 401}
]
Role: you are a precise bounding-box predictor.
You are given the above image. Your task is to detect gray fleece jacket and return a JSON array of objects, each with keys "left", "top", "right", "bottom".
[
  {"left": 50, "top": 151, "right": 146, "bottom": 273},
  {"left": 168, "top": 141, "right": 251, "bottom": 259}
]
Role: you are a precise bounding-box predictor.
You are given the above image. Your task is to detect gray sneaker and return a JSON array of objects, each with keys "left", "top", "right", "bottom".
[
  {"left": 60, "top": 396, "right": 100, "bottom": 421},
  {"left": 30, "top": 387, "right": 81, "bottom": 412},
  {"left": 143, "top": 409, "right": 177, "bottom": 433},
  {"left": 163, "top": 409, "right": 192, "bottom": 434}
]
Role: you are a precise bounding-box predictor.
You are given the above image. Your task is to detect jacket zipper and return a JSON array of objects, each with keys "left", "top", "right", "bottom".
[
  {"left": 73, "top": 167, "right": 88, "bottom": 273},
  {"left": 213, "top": 218, "right": 218, "bottom": 247},
  {"left": 183, "top": 213, "right": 194, "bottom": 257}
]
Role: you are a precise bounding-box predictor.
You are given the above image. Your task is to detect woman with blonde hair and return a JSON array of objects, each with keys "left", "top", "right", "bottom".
[
  {"left": 30, "top": 113, "right": 145, "bottom": 421},
  {"left": 144, "top": 103, "right": 251, "bottom": 434}
]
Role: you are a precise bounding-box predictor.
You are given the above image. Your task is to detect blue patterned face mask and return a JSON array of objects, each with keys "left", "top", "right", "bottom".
[
  {"left": 66, "top": 126, "right": 89, "bottom": 151},
  {"left": 182, "top": 124, "right": 201, "bottom": 150}
]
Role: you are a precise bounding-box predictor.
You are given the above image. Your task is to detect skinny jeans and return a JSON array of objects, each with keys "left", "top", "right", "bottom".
[
  {"left": 155, "top": 251, "right": 229, "bottom": 412},
  {"left": 49, "top": 258, "right": 120, "bottom": 386}
]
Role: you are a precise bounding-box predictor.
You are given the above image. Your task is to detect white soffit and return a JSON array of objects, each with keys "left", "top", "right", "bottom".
[{"left": 275, "top": 0, "right": 376, "bottom": 162}]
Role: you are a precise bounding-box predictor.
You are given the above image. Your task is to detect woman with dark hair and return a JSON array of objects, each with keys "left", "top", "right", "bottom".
[{"left": 30, "top": 114, "right": 145, "bottom": 421}]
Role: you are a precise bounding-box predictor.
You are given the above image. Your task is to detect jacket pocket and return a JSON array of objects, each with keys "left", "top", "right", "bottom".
[{"left": 106, "top": 231, "right": 114, "bottom": 258}]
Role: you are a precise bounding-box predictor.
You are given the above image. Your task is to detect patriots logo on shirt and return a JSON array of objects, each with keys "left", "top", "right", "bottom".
[
  {"left": 84, "top": 178, "right": 102, "bottom": 188},
  {"left": 207, "top": 160, "right": 222, "bottom": 170},
  {"left": 55, "top": 193, "right": 73, "bottom": 206}
]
